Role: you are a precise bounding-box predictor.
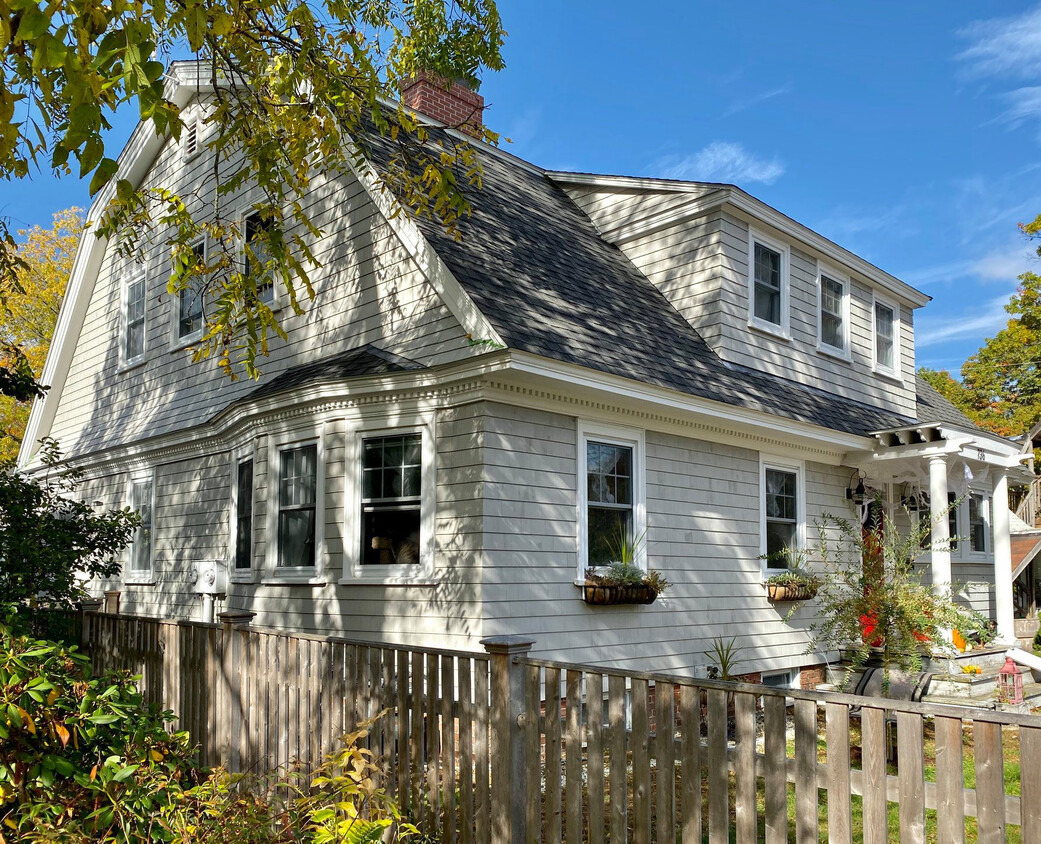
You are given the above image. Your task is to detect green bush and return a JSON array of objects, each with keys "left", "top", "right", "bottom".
[
  {"left": 1, "top": 613, "right": 415, "bottom": 843},
  {"left": 0, "top": 613, "right": 201, "bottom": 841}
]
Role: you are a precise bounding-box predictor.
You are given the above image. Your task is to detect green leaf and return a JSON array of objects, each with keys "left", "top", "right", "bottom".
[
  {"left": 14, "top": 6, "right": 49, "bottom": 41},
  {"left": 88, "top": 157, "right": 118, "bottom": 196}
]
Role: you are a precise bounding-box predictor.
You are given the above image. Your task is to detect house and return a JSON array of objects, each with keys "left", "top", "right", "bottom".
[{"left": 19, "top": 63, "right": 1034, "bottom": 686}]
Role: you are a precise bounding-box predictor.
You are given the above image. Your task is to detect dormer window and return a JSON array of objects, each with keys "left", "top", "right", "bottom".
[
  {"left": 873, "top": 295, "right": 899, "bottom": 377},
  {"left": 818, "top": 268, "right": 849, "bottom": 358},
  {"left": 748, "top": 230, "right": 789, "bottom": 337}
]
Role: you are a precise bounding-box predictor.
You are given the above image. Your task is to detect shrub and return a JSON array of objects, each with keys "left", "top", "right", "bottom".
[{"left": 0, "top": 612, "right": 200, "bottom": 841}]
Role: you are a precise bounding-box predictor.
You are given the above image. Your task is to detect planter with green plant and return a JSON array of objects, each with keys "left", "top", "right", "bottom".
[
  {"left": 760, "top": 546, "right": 822, "bottom": 602},
  {"left": 583, "top": 527, "right": 671, "bottom": 605}
]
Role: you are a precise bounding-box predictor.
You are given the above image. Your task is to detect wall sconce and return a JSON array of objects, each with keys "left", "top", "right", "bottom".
[{"left": 845, "top": 469, "right": 867, "bottom": 504}]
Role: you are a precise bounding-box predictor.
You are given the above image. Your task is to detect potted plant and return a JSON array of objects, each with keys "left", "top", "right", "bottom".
[
  {"left": 583, "top": 528, "right": 671, "bottom": 606},
  {"left": 760, "top": 546, "right": 822, "bottom": 602},
  {"left": 764, "top": 569, "right": 822, "bottom": 602}
]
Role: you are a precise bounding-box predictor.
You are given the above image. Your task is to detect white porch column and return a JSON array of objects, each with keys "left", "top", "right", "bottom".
[
  {"left": 928, "top": 455, "right": 951, "bottom": 595},
  {"left": 992, "top": 469, "right": 1017, "bottom": 644}
]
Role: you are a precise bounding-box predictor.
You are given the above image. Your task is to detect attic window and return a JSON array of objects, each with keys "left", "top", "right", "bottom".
[
  {"left": 748, "top": 231, "right": 789, "bottom": 337},
  {"left": 873, "top": 296, "right": 898, "bottom": 376}
]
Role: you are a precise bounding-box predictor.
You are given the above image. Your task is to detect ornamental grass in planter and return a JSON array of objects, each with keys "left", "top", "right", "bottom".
[{"left": 583, "top": 563, "right": 671, "bottom": 605}]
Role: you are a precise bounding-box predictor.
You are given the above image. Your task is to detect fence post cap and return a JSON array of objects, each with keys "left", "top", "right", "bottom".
[
  {"left": 217, "top": 609, "right": 256, "bottom": 629},
  {"left": 79, "top": 597, "right": 104, "bottom": 612},
  {"left": 479, "top": 635, "right": 536, "bottom": 655}
]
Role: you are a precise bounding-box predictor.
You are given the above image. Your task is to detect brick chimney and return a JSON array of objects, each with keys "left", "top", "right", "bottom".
[{"left": 400, "top": 71, "right": 484, "bottom": 139}]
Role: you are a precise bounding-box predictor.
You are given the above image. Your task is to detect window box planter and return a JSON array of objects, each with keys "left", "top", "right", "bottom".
[
  {"left": 583, "top": 581, "right": 659, "bottom": 606},
  {"left": 766, "top": 581, "right": 819, "bottom": 602}
]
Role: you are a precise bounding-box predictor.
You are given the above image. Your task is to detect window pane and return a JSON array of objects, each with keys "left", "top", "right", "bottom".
[
  {"left": 949, "top": 492, "right": 959, "bottom": 552},
  {"left": 245, "top": 213, "right": 275, "bottom": 304},
  {"left": 820, "top": 277, "right": 844, "bottom": 349},
  {"left": 126, "top": 320, "right": 145, "bottom": 360},
  {"left": 362, "top": 504, "right": 421, "bottom": 565},
  {"left": 279, "top": 510, "right": 315, "bottom": 568},
  {"left": 764, "top": 468, "right": 798, "bottom": 565},
  {"left": 177, "top": 242, "right": 206, "bottom": 338},
  {"left": 875, "top": 303, "right": 895, "bottom": 369},
  {"left": 586, "top": 441, "right": 633, "bottom": 506},
  {"left": 588, "top": 506, "right": 633, "bottom": 566},
  {"left": 280, "top": 445, "right": 317, "bottom": 507},
  {"left": 754, "top": 243, "right": 782, "bottom": 325},
  {"left": 765, "top": 521, "right": 796, "bottom": 564},
  {"left": 131, "top": 480, "right": 152, "bottom": 571},
  {"left": 235, "top": 459, "right": 253, "bottom": 570},
  {"left": 361, "top": 434, "right": 422, "bottom": 502},
  {"left": 970, "top": 494, "right": 987, "bottom": 552}
]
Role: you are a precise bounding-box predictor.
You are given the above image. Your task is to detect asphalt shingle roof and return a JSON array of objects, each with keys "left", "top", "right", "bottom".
[
  {"left": 362, "top": 128, "right": 924, "bottom": 437},
  {"left": 247, "top": 344, "right": 422, "bottom": 401},
  {"left": 914, "top": 373, "right": 979, "bottom": 429}
]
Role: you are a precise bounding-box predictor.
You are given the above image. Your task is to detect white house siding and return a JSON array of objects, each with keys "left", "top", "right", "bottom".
[
  {"left": 84, "top": 403, "right": 487, "bottom": 653},
  {"left": 47, "top": 128, "right": 481, "bottom": 459},
  {"left": 564, "top": 185, "right": 718, "bottom": 236},
  {"left": 477, "top": 401, "right": 851, "bottom": 678}
]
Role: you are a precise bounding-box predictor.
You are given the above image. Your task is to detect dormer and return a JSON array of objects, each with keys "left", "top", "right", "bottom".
[{"left": 551, "top": 173, "right": 929, "bottom": 420}]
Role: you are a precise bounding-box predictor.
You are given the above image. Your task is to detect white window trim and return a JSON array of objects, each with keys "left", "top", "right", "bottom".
[
  {"left": 265, "top": 428, "right": 326, "bottom": 584},
  {"left": 238, "top": 206, "right": 282, "bottom": 312},
  {"left": 747, "top": 228, "right": 791, "bottom": 340},
  {"left": 170, "top": 236, "right": 207, "bottom": 350},
  {"left": 341, "top": 412, "right": 437, "bottom": 585},
  {"left": 576, "top": 420, "right": 647, "bottom": 583},
  {"left": 118, "top": 262, "right": 148, "bottom": 371},
  {"left": 759, "top": 454, "right": 806, "bottom": 576},
  {"left": 229, "top": 442, "right": 257, "bottom": 584},
  {"left": 123, "top": 469, "right": 157, "bottom": 585},
  {"left": 871, "top": 291, "right": 901, "bottom": 381},
  {"left": 761, "top": 668, "right": 798, "bottom": 690},
  {"left": 816, "top": 263, "right": 851, "bottom": 361}
]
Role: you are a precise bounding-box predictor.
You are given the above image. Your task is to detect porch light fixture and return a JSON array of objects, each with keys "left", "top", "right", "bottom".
[{"left": 845, "top": 470, "right": 867, "bottom": 504}]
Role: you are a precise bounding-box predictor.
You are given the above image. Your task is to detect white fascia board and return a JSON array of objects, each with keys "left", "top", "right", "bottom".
[
  {"left": 545, "top": 170, "right": 728, "bottom": 193},
  {"left": 506, "top": 350, "right": 873, "bottom": 453},
  {"left": 343, "top": 144, "right": 506, "bottom": 349},
  {"left": 18, "top": 79, "right": 203, "bottom": 468},
  {"left": 722, "top": 192, "right": 930, "bottom": 309}
]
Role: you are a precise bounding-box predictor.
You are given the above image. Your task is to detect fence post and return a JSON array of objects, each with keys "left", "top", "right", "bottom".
[
  {"left": 218, "top": 610, "right": 256, "bottom": 771},
  {"left": 481, "top": 635, "right": 536, "bottom": 844},
  {"left": 103, "top": 590, "right": 120, "bottom": 615},
  {"left": 79, "top": 598, "right": 103, "bottom": 648}
]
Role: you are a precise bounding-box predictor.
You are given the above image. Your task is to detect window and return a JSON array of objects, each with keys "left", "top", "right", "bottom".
[
  {"left": 176, "top": 240, "right": 207, "bottom": 340},
  {"left": 234, "top": 458, "right": 254, "bottom": 570},
  {"left": 577, "top": 422, "right": 646, "bottom": 577},
  {"left": 586, "top": 441, "right": 634, "bottom": 566},
  {"left": 753, "top": 241, "right": 783, "bottom": 327},
  {"left": 278, "top": 444, "right": 317, "bottom": 568},
  {"left": 127, "top": 476, "right": 154, "bottom": 578},
  {"left": 361, "top": 434, "right": 422, "bottom": 565},
  {"left": 124, "top": 274, "right": 146, "bottom": 363},
  {"left": 873, "top": 297, "right": 897, "bottom": 374},
  {"left": 948, "top": 492, "right": 959, "bottom": 553},
  {"left": 244, "top": 212, "right": 275, "bottom": 305},
  {"left": 761, "top": 669, "right": 797, "bottom": 690},
  {"left": 818, "top": 272, "right": 847, "bottom": 355},
  {"left": 969, "top": 493, "right": 988, "bottom": 552},
  {"left": 760, "top": 459, "right": 803, "bottom": 571}
]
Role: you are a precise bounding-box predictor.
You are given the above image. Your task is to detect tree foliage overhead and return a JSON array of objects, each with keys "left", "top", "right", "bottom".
[
  {"left": 1, "top": 0, "right": 505, "bottom": 378},
  {"left": 0, "top": 209, "right": 81, "bottom": 461}
]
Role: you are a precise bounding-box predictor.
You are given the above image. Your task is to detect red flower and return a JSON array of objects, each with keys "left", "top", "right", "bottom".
[{"left": 859, "top": 613, "right": 883, "bottom": 647}]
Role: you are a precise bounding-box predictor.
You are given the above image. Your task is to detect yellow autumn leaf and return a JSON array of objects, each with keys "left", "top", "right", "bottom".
[
  {"left": 46, "top": 689, "right": 58, "bottom": 706},
  {"left": 55, "top": 723, "right": 70, "bottom": 747},
  {"left": 15, "top": 707, "right": 35, "bottom": 735},
  {"left": 150, "top": 749, "right": 163, "bottom": 761}
]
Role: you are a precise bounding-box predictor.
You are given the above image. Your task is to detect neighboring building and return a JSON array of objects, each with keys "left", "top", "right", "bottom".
[{"left": 20, "top": 63, "right": 1033, "bottom": 684}]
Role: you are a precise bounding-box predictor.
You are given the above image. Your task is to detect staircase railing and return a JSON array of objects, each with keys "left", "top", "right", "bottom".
[{"left": 1015, "top": 475, "right": 1041, "bottom": 527}]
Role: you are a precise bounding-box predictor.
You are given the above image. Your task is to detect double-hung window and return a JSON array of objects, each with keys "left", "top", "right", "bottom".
[
  {"left": 969, "top": 493, "right": 988, "bottom": 553},
  {"left": 124, "top": 273, "right": 146, "bottom": 364},
  {"left": 127, "top": 474, "right": 155, "bottom": 581},
  {"left": 278, "top": 444, "right": 318, "bottom": 568},
  {"left": 234, "top": 457, "right": 254, "bottom": 571},
  {"left": 948, "top": 492, "right": 960, "bottom": 553},
  {"left": 361, "top": 434, "right": 422, "bottom": 566},
  {"left": 176, "top": 240, "right": 206, "bottom": 341},
  {"left": 818, "top": 270, "right": 848, "bottom": 356},
  {"left": 761, "top": 459, "right": 803, "bottom": 570},
  {"left": 749, "top": 231, "right": 789, "bottom": 335},
  {"left": 577, "top": 422, "right": 646, "bottom": 577},
  {"left": 873, "top": 297, "right": 898, "bottom": 375},
  {"left": 244, "top": 212, "right": 276, "bottom": 306}
]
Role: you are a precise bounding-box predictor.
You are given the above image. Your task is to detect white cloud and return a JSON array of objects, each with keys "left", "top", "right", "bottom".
[
  {"left": 903, "top": 242, "right": 1037, "bottom": 288},
  {"left": 657, "top": 142, "right": 784, "bottom": 185},
  {"left": 721, "top": 84, "right": 793, "bottom": 118},
  {"left": 992, "top": 86, "right": 1041, "bottom": 134},
  {"left": 957, "top": 6, "right": 1041, "bottom": 79},
  {"left": 916, "top": 295, "right": 1012, "bottom": 348}
]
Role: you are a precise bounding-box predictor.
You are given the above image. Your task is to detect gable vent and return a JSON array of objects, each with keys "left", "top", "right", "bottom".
[{"left": 183, "top": 120, "right": 199, "bottom": 159}]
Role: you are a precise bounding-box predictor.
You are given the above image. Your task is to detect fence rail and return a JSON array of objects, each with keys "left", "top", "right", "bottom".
[{"left": 53, "top": 611, "right": 1041, "bottom": 843}]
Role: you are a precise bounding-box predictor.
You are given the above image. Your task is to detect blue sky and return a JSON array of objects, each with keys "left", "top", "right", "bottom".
[{"left": 3, "top": 1, "right": 1040, "bottom": 374}]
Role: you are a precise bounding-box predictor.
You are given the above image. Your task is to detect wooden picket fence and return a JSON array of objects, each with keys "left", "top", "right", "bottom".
[{"left": 60, "top": 611, "right": 1041, "bottom": 843}]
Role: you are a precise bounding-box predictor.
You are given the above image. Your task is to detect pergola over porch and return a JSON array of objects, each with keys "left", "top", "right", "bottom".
[{"left": 844, "top": 422, "right": 1034, "bottom": 646}]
